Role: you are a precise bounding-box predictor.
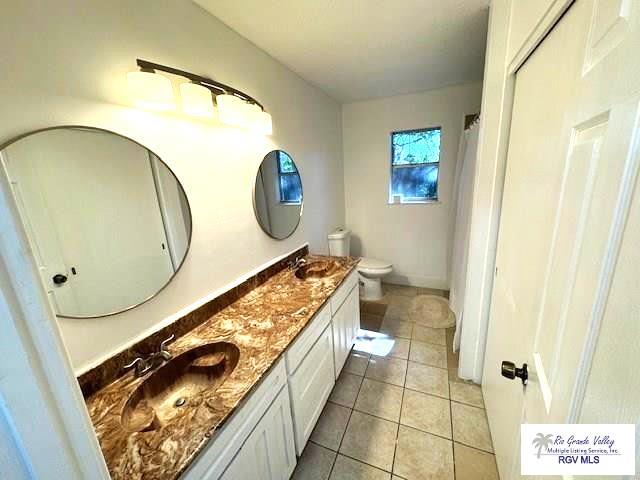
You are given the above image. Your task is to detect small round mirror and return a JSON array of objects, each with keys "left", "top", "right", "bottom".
[{"left": 253, "top": 150, "right": 303, "bottom": 239}]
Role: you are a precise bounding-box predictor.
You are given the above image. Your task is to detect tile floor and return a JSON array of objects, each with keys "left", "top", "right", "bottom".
[{"left": 292, "top": 284, "right": 499, "bottom": 480}]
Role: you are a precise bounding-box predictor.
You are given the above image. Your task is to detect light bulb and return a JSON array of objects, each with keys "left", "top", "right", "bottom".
[
  {"left": 244, "top": 103, "right": 263, "bottom": 131},
  {"left": 180, "top": 83, "right": 215, "bottom": 118},
  {"left": 216, "top": 94, "right": 245, "bottom": 126},
  {"left": 257, "top": 111, "right": 273, "bottom": 136},
  {"left": 127, "top": 71, "right": 175, "bottom": 111}
]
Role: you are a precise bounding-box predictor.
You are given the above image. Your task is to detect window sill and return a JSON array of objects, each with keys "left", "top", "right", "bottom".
[{"left": 387, "top": 199, "right": 440, "bottom": 205}]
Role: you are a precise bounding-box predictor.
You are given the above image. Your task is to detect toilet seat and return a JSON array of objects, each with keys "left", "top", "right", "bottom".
[{"left": 358, "top": 257, "right": 393, "bottom": 276}]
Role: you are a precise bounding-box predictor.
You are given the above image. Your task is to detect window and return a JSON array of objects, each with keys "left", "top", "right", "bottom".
[
  {"left": 277, "top": 151, "right": 302, "bottom": 204},
  {"left": 389, "top": 127, "right": 441, "bottom": 203}
]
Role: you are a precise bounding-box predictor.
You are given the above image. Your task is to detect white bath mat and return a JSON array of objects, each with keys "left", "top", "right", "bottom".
[{"left": 408, "top": 295, "right": 455, "bottom": 328}]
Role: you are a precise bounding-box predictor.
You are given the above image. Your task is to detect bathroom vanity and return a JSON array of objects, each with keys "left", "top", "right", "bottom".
[
  {"left": 2, "top": 125, "right": 359, "bottom": 479},
  {"left": 82, "top": 254, "right": 360, "bottom": 480}
]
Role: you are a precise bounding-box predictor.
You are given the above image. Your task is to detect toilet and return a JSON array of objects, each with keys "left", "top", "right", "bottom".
[{"left": 327, "top": 228, "right": 392, "bottom": 300}]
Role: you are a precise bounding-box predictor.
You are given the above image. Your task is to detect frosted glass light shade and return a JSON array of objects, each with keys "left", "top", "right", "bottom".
[
  {"left": 244, "top": 103, "right": 263, "bottom": 131},
  {"left": 127, "top": 71, "right": 175, "bottom": 111},
  {"left": 216, "top": 94, "right": 245, "bottom": 126},
  {"left": 257, "top": 111, "right": 273, "bottom": 136},
  {"left": 180, "top": 83, "right": 215, "bottom": 118}
]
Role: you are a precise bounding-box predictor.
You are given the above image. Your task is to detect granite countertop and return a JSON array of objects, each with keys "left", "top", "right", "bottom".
[{"left": 85, "top": 254, "right": 359, "bottom": 480}]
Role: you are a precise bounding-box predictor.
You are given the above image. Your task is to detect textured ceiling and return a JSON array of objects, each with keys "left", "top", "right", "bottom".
[{"left": 194, "top": 0, "right": 489, "bottom": 102}]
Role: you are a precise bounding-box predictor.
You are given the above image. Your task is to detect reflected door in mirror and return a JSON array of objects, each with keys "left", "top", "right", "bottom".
[{"left": 1, "top": 127, "right": 192, "bottom": 318}]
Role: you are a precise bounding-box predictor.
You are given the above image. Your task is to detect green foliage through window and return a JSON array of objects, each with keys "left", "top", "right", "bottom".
[
  {"left": 277, "top": 151, "right": 302, "bottom": 203},
  {"left": 390, "top": 128, "right": 441, "bottom": 201}
]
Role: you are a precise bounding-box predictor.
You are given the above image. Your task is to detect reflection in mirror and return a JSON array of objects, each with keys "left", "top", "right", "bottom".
[
  {"left": 1, "top": 127, "right": 192, "bottom": 318},
  {"left": 253, "top": 150, "right": 303, "bottom": 239}
]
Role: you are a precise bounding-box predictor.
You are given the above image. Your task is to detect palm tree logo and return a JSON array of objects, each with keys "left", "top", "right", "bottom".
[{"left": 532, "top": 433, "right": 554, "bottom": 458}]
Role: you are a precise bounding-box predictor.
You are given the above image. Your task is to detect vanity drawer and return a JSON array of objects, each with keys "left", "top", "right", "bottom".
[
  {"left": 285, "top": 303, "right": 331, "bottom": 374},
  {"left": 330, "top": 270, "right": 358, "bottom": 315},
  {"left": 181, "top": 359, "right": 287, "bottom": 480},
  {"left": 288, "top": 323, "right": 335, "bottom": 455}
]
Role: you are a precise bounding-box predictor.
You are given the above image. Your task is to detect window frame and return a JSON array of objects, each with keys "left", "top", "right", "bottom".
[
  {"left": 277, "top": 151, "right": 302, "bottom": 205},
  {"left": 388, "top": 126, "right": 442, "bottom": 204}
]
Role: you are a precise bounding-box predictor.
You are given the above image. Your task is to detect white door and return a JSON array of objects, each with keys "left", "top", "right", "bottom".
[
  {"left": 2, "top": 129, "right": 174, "bottom": 317},
  {"left": 483, "top": 0, "right": 640, "bottom": 478}
]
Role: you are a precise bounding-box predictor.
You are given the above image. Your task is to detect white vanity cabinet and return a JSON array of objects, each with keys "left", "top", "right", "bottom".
[
  {"left": 286, "top": 270, "right": 360, "bottom": 455},
  {"left": 331, "top": 273, "right": 360, "bottom": 378},
  {"left": 220, "top": 386, "right": 296, "bottom": 480},
  {"left": 182, "top": 268, "right": 361, "bottom": 479},
  {"left": 181, "top": 360, "right": 294, "bottom": 480},
  {"left": 287, "top": 321, "right": 335, "bottom": 455}
]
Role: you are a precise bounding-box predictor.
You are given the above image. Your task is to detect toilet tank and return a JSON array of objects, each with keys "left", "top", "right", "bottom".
[{"left": 328, "top": 228, "right": 351, "bottom": 257}]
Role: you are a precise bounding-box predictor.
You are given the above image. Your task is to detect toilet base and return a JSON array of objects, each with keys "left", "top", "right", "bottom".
[{"left": 358, "top": 273, "right": 384, "bottom": 301}]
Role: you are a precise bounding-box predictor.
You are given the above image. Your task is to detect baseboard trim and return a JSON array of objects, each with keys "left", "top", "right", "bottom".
[{"left": 385, "top": 273, "right": 448, "bottom": 290}]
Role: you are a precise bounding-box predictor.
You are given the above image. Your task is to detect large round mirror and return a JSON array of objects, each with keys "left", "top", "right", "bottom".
[
  {"left": 253, "top": 150, "right": 303, "bottom": 239},
  {"left": 1, "top": 126, "right": 192, "bottom": 318}
]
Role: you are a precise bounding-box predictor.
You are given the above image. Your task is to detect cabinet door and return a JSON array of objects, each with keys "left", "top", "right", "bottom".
[
  {"left": 221, "top": 386, "right": 296, "bottom": 480},
  {"left": 288, "top": 324, "right": 335, "bottom": 455},
  {"left": 333, "top": 285, "right": 360, "bottom": 377},
  {"left": 346, "top": 286, "right": 360, "bottom": 347},
  {"left": 332, "top": 299, "right": 349, "bottom": 378}
]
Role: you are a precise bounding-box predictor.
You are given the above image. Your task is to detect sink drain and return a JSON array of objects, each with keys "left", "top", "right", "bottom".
[{"left": 174, "top": 397, "right": 187, "bottom": 407}]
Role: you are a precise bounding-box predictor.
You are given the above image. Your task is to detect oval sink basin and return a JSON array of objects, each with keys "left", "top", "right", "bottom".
[
  {"left": 295, "top": 260, "right": 341, "bottom": 280},
  {"left": 121, "top": 342, "right": 240, "bottom": 433}
]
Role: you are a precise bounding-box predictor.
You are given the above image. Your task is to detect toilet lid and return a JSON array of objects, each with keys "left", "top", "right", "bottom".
[{"left": 358, "top": 257, "right": 392, "bottom": 271}]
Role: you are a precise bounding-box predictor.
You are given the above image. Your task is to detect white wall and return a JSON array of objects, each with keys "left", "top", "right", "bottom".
[
  {"left": 342, "top": 83, "right": 483, "bottom": 289},
  {"left": 0, "top": 0, "right": 345, "bottom": 372}
]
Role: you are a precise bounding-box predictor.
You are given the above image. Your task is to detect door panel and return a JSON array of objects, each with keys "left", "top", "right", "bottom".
[{"left": 220, "top": 386, "right": 296, "bottom": 480}]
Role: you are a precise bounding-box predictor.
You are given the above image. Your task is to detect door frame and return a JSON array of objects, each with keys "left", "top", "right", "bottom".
[
  {"left": 472, "top": 0, "right": 640, "bottom": 472},
  {"left": 0, "top": 162, "right": 110, "bottom": 478},
  {"left": 459, "top": 0, "right": 574, "bottom": 382}
]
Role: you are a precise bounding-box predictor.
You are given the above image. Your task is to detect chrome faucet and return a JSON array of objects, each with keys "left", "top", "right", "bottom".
[
  {"left": 124, "top": 334, "right": 175, "bottom": 377},
  {"left": 288, "top": 256, "right": 307, "bottom": 271}
]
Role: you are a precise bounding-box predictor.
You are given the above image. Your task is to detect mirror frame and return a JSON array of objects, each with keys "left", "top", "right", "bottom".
[
  {"left": 0, "top": 125, "right": 193, "bottom": 319},
  {"left": 252, "top": 149, "right": 303, "bottom": 240}
]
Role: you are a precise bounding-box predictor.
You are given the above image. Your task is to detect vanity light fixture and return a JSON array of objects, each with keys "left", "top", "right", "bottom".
[
  {"left": 126, "top": 70, "right": 175, "bottom": 111},
  {"left": 128, "top": 59, "right": 272, "bottom": 135},
  {"left": 244, "top": 102, "right": 273, "bottom": 135},
  {"left": 180, "top": 82, "right": 215, "bottom": 118},
  {"left": 216, "top": 93, "right": 246, "bottom": 126}
]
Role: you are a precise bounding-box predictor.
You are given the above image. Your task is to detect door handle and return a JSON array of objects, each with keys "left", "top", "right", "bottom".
[
  {"left": 52, "top": 273, "right": 68, "bottom": 285},
  {"left": 501, "top": 361, "right": 528, "bottom": 385}
]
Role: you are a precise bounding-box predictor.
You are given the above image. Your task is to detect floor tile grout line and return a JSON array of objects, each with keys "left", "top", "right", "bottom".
[
  {"left": 365, "top": 351, "right": 400, "bottom": 473},
  {"left": 452, "top": 439, "right": 497, "bottom": 456},
  {"left": 309, "top": 440, "right": 397, "bottom": 476},
  {"left": 327, "top": 346, "right": 370, "bottom": 479},
  {"left": 448, "top": 352, "right": 457, "bottom": 480},
  {"left": 391, "top": 334, "right": 412, "bottom": 479},
  {"left": 449, "top": 397, "right": 486, "bottom": 410},
  {"left": 359, "top": 293, "right": 492, "bottom": 477},
  {"left": 403, "top": 385, "right": 450, "bottom": 401}
]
